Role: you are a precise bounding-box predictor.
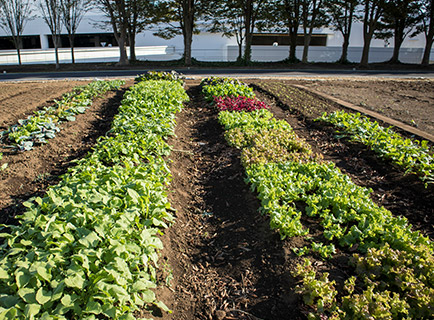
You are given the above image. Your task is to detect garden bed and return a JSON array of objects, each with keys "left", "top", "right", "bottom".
[
  {"left": 0, "top": 77, "right": 432, "bottom": 319},
  {"left": 0, "top": 80, "right": 132, "bottom": 224}
]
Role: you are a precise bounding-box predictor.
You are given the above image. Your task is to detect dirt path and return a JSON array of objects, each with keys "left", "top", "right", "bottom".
[{"left": 157, "top": 83, "right": 304, "bottom": 320}]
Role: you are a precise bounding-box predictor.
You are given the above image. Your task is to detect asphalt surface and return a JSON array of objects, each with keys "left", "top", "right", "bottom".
[{"left": 1, "top": 68, "right": 434, "bottom": 81}]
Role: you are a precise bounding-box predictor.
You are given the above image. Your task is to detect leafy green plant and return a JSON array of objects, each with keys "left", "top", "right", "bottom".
[
  {"left": 203, "top": 76, "right": 434, "bottom": 319},
  {"left": 317, "top": 110, "right": 434, "bottom": 186},
  {"left": 3, "top": 80, "right": 124, "bottom": 151},
  {"left": 0, "top": 79, "right": 188, "bottom": 319},
  {"left": 135, "top": 70, "right": 185, "bottom": 84},
  {"left": 292, "top": 259, "right": 342, "bottom": 319},
  {"left": 202, "top": 81, "right": 255, "bottom": 102},
  {"left": 200, "top": 76, "right": 242, "bottom": 87}
]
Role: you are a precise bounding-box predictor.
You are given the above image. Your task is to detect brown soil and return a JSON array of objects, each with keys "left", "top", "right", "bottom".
[
  {"left": 0, "top": 80, "right": 133, "bottom": 224},
  {"left": 283, "top": 79, "right": 434, "bottom": 135},
  {"left": 155, "top": 82, "right": 305, "bottom": 320},
  {"left": 0, "top": 78, "right": 432, "bottom": 320},
  {"left": 151, "top": 80, "right": 433, "bottom": 319},
  {"left": 0, "top": 80, "right": 88, "bottom": 129}
]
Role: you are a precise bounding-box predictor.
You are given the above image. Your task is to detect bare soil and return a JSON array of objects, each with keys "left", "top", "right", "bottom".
[
  {"left": 285, "top": 78, "right": 434, "bottom": 135},
  {"left": 0, "top": 78, "right": 432, "bottom": 320},
  {"left": 0, "top": 80, "right": 88, "bottom": 129}
]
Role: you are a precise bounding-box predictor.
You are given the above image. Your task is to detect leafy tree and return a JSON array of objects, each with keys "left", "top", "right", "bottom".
[
  {"left": 127, "top": 0, "right": 163, "bottom": 61},
  {"left": 206, "top": 1, "right": 246, "bottom": 62},
  {"left": 155, "top": 0, "right": 210, "bottom": 66},
  {"left": 359, "top": 0, "right": 386, "bottom": 67},
  {"left": 238, "top": 0, "right": 268, "bottom": 64},
  {"left": 96, "top": 0, "right": 129, "bottom": 65},
  {"left": 325, "top": 0, "right": 359, "bottom": 63},
  {"left": 417, "top": 0, "right": 434, "bottom": 65},
  {"left": 283, "top": 0, "right": 302, "bottom": 62},
  {"left": 375, "top": 0, "right": 422, "bottom": 63},
  {"left": 39, "top": 0, "right": 63, "bottom": 69},
  {"left": 259, "top": 0, "right": 302, "bottom": 63},
  {"left": 60, "top": 0, "right": 90, "bottom": 64},
  {"left": 0, "top": 0, "right": 33, "bottom": 65},
  {"left": 300, "top": 0, "right": 326, "bottom": 63}
]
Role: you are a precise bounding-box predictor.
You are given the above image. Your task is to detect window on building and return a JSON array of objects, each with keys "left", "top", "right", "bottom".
[
  {"left": 252, "top": 33, "right": 327, "bottom": 46},
  {"left": 47, "top": 33, "right": 118, "bottom": 48},
  {"left": 0, "top": 36, "right": 41, "bottom": 50}
]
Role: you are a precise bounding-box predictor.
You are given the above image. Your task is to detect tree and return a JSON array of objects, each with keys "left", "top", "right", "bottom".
[
  {"left": 60, "top": 0, "right": 90, "bottom": 64},
  {"left": 96, "top": 0, "right": 129, "bottom": 65},
  {"left": 206, "top": 1, "right": 246, "bottom": 62},
  {"left": 359, "top": 0, "right": 386, "bottom": 67},
  {"left": 39, "top": 0, "right": 63, "bottom": 69},
  {"left": 259, "top": 0, "right": 302, "bottom": 63},
  {"left": 417, "top": 0, "right": 434, "bottom": 65},
  {"left": 155, "top": 0, "right": 207, "bottom": 66},
  {"left": 238, "top": 0, "right": 268, "bottom": 64},
  {"left": 0, "top": 0, "right": 33, "bottom": 65},
  {"left": 127, "top": 0, "right": 162, "bottom": 62},
  {"left": 300, "top": 0, "right": 326, "bottom": 63},
  {"left": 376, "top": 0, "right": 421, "bottom": 63},
  {"left": 325, "top": 0, "right": 359, "bottom": 63},
  {"left": 283, "top": 0, "right": 302, "bottom": 62}
]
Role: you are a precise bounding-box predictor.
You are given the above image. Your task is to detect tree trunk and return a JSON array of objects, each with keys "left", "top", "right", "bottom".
[
  {"left": 16, "top": 37, "right": 22, "bottom": 65},
  {"left": 360, "top": 33, "right": 372, "bottom": 67},
  {"left": 237, "top": 40, "right": 243, "bottom": 62},
  {"left": 116, "top": 31, "right": 129, "bottom": 65},
  {"left": 302, "top": 30, "right": 311, "bottom": 63},
  {"left": 129, "top": 32, "right": 136, "bottom": 62},
  {"left": 183, "top": 29, "right": 193, "bottom": 65},
  {"left": 422, "top": 35, "right": 433, "bottom": 66},
  {"left": 182, "top": 0, "right": 194, "bottom": 66},
  {"left": 288, "top": 26, "right": 298, "bottom": 62},
  {"left": 16, "top": 48, "right": 22, "bottom": 65},
  {"left": 389, "top": 35, "right": 403, "bottom": 64},
  {"left": 68, "top": 35, "right": 75, "bottom": 64},
  {"left": 243, "top": 0, "right": 253, "bottom": 64},
  {"left": 54, "top": 35, "right": 60, "bottom": 69},
  {"left": 339, "top": 33, "right": 350, "bottom": 63},
  {"left": 339, "top": 5, "right": 354, "bottom": 64},
  {"left": 389, "top": 24, "right": 404, "bottom": 64}
]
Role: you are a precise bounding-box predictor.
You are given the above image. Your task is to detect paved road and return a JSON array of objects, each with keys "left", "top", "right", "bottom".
[{"left": 1, "top": 68, "right": 434, "bottom": 81}]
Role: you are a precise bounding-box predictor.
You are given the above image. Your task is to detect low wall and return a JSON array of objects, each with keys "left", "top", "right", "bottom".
[
  {"left": 0, "top": 46, "right": 179, "bottom": 65},
  {"left": 0, "top": 45, "right": 432, "bottom": 65},
  {"left": 227, "top": 45, "right": 434, "bottom": 64}
]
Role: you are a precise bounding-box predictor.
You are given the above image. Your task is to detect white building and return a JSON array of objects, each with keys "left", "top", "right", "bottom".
[{"left": 0, "top": 13, "right": 432, "bottom": 65}]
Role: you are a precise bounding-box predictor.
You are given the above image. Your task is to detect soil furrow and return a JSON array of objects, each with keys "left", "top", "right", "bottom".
[
  {"left": 0, "top": 82, "right": 131, "bottom": 224},
  {"left": 160, "top": 82, "right": 303, "bottom": 320},
  {"left": 0, "top": 80, "right": 88, "bottom": 129}
]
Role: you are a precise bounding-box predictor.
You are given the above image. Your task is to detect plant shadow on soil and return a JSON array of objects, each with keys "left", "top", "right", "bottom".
[{"left": 0, "top": 87, "right": 128, "bottom": 226}]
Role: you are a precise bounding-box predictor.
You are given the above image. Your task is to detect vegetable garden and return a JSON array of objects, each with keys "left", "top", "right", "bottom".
[{"left": 0, "top": 74, "right": 432, "bottom": 320}]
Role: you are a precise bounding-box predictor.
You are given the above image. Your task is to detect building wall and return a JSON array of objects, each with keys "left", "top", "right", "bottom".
[{"left": 0, "top": 14, "right": 431, "bottom": 64}]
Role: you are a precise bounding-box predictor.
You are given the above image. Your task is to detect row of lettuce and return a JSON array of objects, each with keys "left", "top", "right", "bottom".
[
  {"left": 201, "top": 77, "right": 433, "bottom": 319},
  {"left": 317, "top": 111, "right": 433, "bottom": 186},
  {"left": 255, "top": 81, "right": 434, "bottom": 187},
  {"left": 0, "top": 80, "right": 124, "bottom": 151},
  {"left": 0, "top": 77, "right": 189, "bottom": 319}
]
